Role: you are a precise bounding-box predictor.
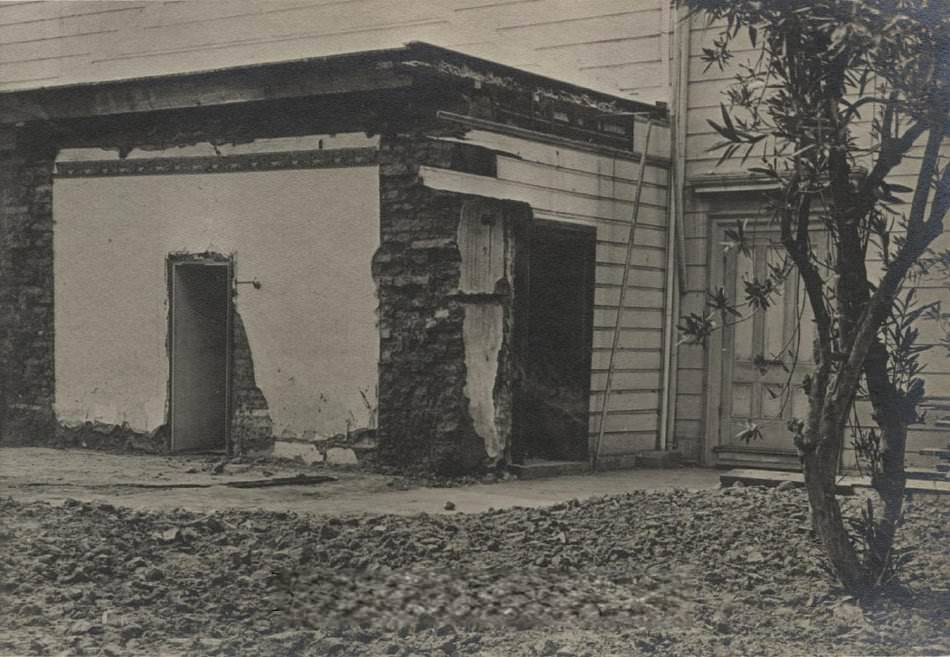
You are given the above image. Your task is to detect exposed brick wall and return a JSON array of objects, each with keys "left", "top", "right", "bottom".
[
  {"left": 374, "top": 131, "right": 528, "bottom": 475},
  {"left": 0, "top": 127, "right": 56, "bottom": 445},
  {"left": 230, "top": 309, "right": 273, "bottom": 455}
]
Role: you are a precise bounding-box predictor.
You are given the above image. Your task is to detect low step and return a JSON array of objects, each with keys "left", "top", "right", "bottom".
[
  {"left": 867, "top": 478, "right": 950, "bottom": 495},
  {"left": 720, "top": 469, "right": 950, "bottom": 495},
  {"left": 906, "top": 467, "right": 949, "bottom": 481},
  {"left": 919, "top": 448, "right": 950, "bottom": 460},
  {"left": 508, "top": 460, "right": 590, "bottom": 480},
  {"left": 719, "top": 469, "right": 853, "bottom": 494}
]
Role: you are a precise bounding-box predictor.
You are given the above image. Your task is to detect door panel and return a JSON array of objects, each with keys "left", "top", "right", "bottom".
[
  {"left": 718, "top": 230, "right": 815, "bottom": 457},
  {"left": 170, "top": 260, "right": 231, "bottom": 452}
]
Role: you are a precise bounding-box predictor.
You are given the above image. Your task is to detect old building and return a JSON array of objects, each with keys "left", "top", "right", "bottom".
[{"left": 0, "top": 1, "right": 946, "bottom": 474}]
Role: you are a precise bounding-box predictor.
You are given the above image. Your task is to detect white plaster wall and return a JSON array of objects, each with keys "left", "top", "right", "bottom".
[{"left": 53, "top": 167, "right": 380, "bottom": 438}]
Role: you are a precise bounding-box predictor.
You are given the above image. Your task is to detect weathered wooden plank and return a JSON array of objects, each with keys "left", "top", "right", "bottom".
[
  {"left": 589, "top": 389, "right": 661, "bottom": 412},
  {"left": 443, "top": 130, "right": 671, "bottom": 181},
  {"left": 591, "top": 349, "right": 662, "bottom": 371},
  {"left": 591, "top": 370, "right": 662, "bottom": 391},
  {"left": 595, "top": 264, "right": 666, "bottom": 288},
  {"left": 503, "top": 13, "right": 660, "bottom": 50},
  {"left": 594, "top": 286, "right": 666, "bottom": 308},
  {"left": 592, "top": 327, "right": 664, "bottom": 350},
  {"left": 589, "top": 411, "right": 659, "bottom": 434},
  {"left": 420, "top": 166, "right": 670, "bottom": 227},
  {"left": 537, "top": 34, "right": 662, "bottom": 70},
  {"left": 497, "top": 157, "right": 669, "bottom": 207},
  {"left": 0, "top": 1, "right": 140, "bottom": 27},
  {"left": 597, "top": 243, "right": 666, "bottom": 268},
  {"left": 454, "top": 0, "right": 659, "bottom": 27},
  {"left": 137, "top": 1, "right": 441, "bottom": 50},
  {"left": 582, "top": 60, "right": 665, "bottom": 90},
  {"left": 591, "top": 431, "right": 658, "bottom": 455},
  {"left": 596, "top": 224, "right": 667, "bottom": 248},
  {"left": 593, "top": 308, "right": 665, "bottom": 330}
]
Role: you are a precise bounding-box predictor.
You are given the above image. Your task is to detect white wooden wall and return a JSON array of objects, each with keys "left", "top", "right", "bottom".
[
  {"left": 424, "top": 120, "right": 672, "bottom": 457},
  {"left": 679, "top": 13, "right": 950, "bottom": 464},
  {"left": 0, "top": 0, "right": 673, "bottom": 104}
]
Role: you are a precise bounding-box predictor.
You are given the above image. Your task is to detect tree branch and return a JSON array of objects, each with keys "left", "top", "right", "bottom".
[{"left": 858, "top": 118, "right": 928, "bottom": 206}]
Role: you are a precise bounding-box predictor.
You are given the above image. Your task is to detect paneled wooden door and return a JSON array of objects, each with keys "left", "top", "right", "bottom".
[{"left": 712, "top": 225, "right": 816, "bottom": 467}]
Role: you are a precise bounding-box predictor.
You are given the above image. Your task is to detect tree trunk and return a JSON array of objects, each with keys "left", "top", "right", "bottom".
[
  {"left": 865, "top": 338, "right": 910, "bottom": 584},
  {"left": 870, "top": 418, "right": 908, "bottom": 583},
  {"left": 801, "top": 403, "right": 870, "bottom": 593}
]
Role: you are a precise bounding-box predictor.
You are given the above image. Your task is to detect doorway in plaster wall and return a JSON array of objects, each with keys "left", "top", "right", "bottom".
[
  {"left": 514, "top": 221, "right": 596, "bottom": 464},
  {"left": 168, "top": 256, "right": 233, "bottom": 453}
]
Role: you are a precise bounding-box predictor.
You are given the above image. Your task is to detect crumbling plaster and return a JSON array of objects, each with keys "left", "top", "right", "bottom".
[{"left": 53, "top": 165, "right": 380, "bottom": 445}]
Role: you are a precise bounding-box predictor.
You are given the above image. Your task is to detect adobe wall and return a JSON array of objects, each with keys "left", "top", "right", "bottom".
[{"left": 374, "top": 132, "right": 530, "bottom": 474}]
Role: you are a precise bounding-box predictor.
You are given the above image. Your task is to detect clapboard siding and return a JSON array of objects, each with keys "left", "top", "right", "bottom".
[
  {"left": 0, "top": 0, "right": 671, "bottom": 103},
  {"left": 425, "top": 124, "right": 672, "bottom": 455},
  {"left": 679, "top": 7, "right": 950, "bottom": 465}
]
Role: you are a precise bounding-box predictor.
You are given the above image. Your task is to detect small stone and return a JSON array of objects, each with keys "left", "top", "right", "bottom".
[
  {"left": 120, "top": 624, "right": 143, "bottom": 640},
  {"left": 537, "top": 639, "right": 560, "bottom": 656},
  {"left": 326, "top": 447, "right": 358, "bottom": 465},
  {"left": 126, "top": 557, "right": 147, "bottom": 570},
  {"left": 415, "top": 613, "right": 436, "bottom": 631},
  {"left": 732, "top": 480, "right": 745, "bottom": 488},
  {"left": 101, "top": 643, "right": 123, "bottom": 657},
  {"left": 141, "top": 567, "right": 164, "bottom": 581},
  {"left": 435, "top": 623, "right": 456, "bottom": 637},
  {"left": 158, "top": 527, "right": 180, "bottom": 543},
  {"left": 68, "top": 620, "right": 103, "bottom": 636},
  {"left": 444, "top": 501, "right": 456, "bottom": 511},
  {"left": 776, "top": 480, "right": 797, "bottom": 491}
]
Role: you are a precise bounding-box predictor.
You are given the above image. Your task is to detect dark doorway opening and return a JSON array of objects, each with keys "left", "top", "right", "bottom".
[
  {"left": 514, "top": 221, "right": 596, "bottom": 464},
  {"left": 168, "top": 256, "right": 232, "bottom": 453}
]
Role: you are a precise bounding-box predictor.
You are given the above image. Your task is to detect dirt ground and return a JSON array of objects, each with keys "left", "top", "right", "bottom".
[
  {"left": 0, "top": 448, "right": 948, "bottom": 657},
  {"left": 0, "top": 448, "right": 720, "bottom": 515}
]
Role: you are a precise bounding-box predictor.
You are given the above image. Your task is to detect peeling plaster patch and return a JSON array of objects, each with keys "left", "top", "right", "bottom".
[
  {"left": 462, "top": 302, "right": 505, "bottom": 461},
  {"left": 272, "top": 439, "right": 325, "bottom": 464}
]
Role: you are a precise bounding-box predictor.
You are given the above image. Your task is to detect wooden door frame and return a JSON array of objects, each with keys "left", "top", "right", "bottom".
[
  {"left": 703, "top": 212, "right": 777, "bottom": 466},
  {"left": 166, "top": 254, "right": 234, "bottom": 453}
]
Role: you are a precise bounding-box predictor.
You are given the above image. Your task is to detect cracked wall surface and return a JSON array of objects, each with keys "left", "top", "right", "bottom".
[
  {"left": 51, "top": 163, "right": 379, "bottom": 449},
  {"left": 374, "top": 132, "right": 529, "bottom": 473}
]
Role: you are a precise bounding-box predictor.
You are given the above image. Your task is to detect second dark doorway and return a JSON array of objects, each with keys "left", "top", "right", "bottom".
[{"left": 515, "top": 221, "right": 596, "bottom": 463}]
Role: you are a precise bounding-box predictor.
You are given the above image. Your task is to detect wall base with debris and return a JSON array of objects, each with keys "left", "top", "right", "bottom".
[
  {"left": 374, "top": 132, "right": 530, "bottom": 475},
  {"left": 51, "top": 141, "right": 380, "bottom": 454}
]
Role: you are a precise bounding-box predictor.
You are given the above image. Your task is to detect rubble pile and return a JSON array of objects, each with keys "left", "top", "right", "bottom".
[{"left": 0, "top": 487, "right": 947, "bottom": 656}]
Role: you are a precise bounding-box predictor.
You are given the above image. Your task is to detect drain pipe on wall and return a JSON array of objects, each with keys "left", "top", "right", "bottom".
[
  {"left": 591, "top": 118, "right": 654, "bottom": 472},
  {"left": 657, "top": 2, "right": 693, "bottom": 454}
]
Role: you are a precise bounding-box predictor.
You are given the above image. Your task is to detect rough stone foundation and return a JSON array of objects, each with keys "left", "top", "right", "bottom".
[
  {"left": 374, "top": 131, "right": 529, "bottom": 474},
  {"left": 0, "top": 127, "right": 56, "bottom": 445}
]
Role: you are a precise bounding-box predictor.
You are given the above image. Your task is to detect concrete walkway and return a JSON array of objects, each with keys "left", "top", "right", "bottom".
[{"left": 0, "top": 447, "right": 720, "bottom": 516}]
